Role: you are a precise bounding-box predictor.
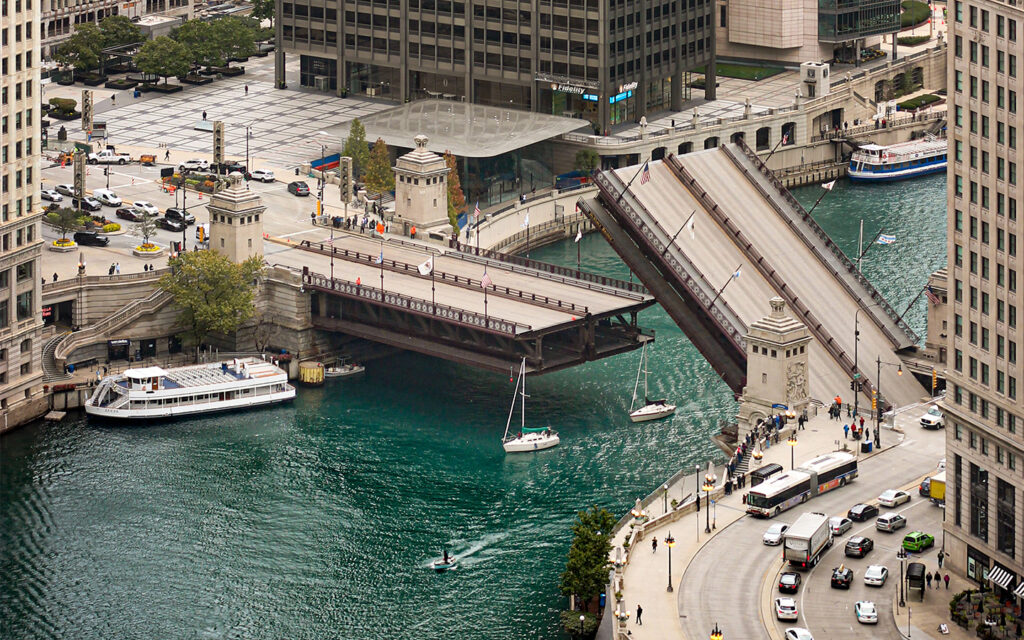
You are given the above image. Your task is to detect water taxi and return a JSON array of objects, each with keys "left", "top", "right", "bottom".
[
  {"left": 848, "top": 137, "right": 947, "bottom": 182},
  {"left": 85, "top": 357, "right": 295, "bottom": 420}
]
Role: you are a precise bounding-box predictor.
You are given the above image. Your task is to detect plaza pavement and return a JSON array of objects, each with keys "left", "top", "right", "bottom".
[{"left": 600, "top": 399, "right": 960, "bottom": 640}]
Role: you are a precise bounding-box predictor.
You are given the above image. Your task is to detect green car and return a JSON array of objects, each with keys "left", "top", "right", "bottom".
[{"left": 902, "top": 531, "right": 935, "bottom": 552}]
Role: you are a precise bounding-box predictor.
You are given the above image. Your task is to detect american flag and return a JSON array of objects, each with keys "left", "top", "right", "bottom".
[
  {"left": 481, "top": 271, "right": 493, "bottom": 288},
  {"left": 639, "top": 162, "right": 651, "bottom": 185},
  {"left": 473, "top": 201, "right": 481, "bottom": 223},
  {"left": 924, "top": 285, "right": 941, "bottom": 305},
  {"left": 782, "top": 133, "right": 789, "bottom": 145}
]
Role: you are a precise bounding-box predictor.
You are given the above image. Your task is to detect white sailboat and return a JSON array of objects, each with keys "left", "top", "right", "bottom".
[
  {"left": 502, "top": 358, "right": 560, "bottom": 453},
  {"left": 629, "top": 343, "right": 676, "bottom": 423}
]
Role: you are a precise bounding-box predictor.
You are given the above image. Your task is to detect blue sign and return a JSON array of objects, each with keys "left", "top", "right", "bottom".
[
  {"left": 582, "top": 93, "right": 599, "bottom": 102},
  {"left": 609, "top": 90, "right": 634, "bottom": 104},
  {"left": 771, "top": 403, "right": 789, "bottom": 410}
]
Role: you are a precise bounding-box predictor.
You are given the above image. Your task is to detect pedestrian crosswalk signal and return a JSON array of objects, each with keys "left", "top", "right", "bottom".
[{"left": 212, "top": 121, "right": 225, "bottom": 165}]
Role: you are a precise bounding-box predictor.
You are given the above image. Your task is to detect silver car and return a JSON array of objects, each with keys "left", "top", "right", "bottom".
[
  {"left": 763, "top": 523, "right": 789, "bottom": 545},
  {"left": 40, "top": 189, "right": 63, "bottom": 202},
  {"left": 829, "top": 516, "right": 853, "bottom": 535}
]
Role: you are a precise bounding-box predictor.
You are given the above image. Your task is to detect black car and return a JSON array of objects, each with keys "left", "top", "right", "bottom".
[
  {"left": 157, "top": 217, "right": 186, "bottom": 232},
  {"left": 115, "top": 207, "right": 143, "bottom": 221},
  {"left": 73, "top": 231, "right": 109, "bottom": 246},
  {"left": 288, "top": 180, "right": 310, "bottom": 196},
  {"left": 778, "top": 572, "right": 801, "bottom": 594},
  {"left": 831, "top": 565, "right": 854, "bottom": 589},
  {"left": 844, "top": 536, "right": 875, "bottom": 558},
  {"left": 71, "top": 197, "right": 102, "bottom": 212},
  {"left": 848, "top": 503, "right": 880, "bottom": 522},
  {"left": 165, "top": 207, "right": 196, "bottom": 225}
]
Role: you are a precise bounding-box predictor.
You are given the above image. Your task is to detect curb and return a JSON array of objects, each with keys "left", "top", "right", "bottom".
[{"left": 760, "top": 554, "right": 787, "bottom": 640}]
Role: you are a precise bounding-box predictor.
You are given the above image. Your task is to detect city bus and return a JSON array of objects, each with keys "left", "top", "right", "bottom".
[
  {"left": 797, "top": 452, "right": 858, "bottom": 496},
  {"left": 745, "top": 470, "right": 812, "bottom": 517}
]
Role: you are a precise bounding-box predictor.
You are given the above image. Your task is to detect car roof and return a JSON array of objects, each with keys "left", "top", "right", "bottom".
[
  {"left": 865, "top": 565, "right": 886, "bottom": 572},
  {"left": 777, "top": 597, "right": 796, "bottom": 605}
]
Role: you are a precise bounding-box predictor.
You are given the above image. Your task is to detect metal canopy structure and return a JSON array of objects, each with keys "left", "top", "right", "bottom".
[{"left": 325, "top": 99, "right": 590, "bottom": 157}]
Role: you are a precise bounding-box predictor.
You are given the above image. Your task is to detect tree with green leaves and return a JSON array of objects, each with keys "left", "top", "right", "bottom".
[
  {"left": 248, "top": 0, "right": 275, "bottom": 25},
  {"left": 559, "top": 506, "right": 615, "bottom": 613},
  {"left": 364, "top": 138, "right": 394, "bottom": 196},
  {"left": 237, "top": 15, "right": 274, "bottom": 41},
  {"left": 46, "top": 207, "right": 89, "bottom": 241},
  {"left": 343, "top": 118, "right": 370, "bottom": 178},
  {"left": 212, "top": 16, "right": 257, "bottom": 61},
  {"left": 54, "top": 23, "right": 103, "bottom": 73},
  {"left": 574, "top": 149, "right": 600, "bottom": 174},
  {"left": 444, "top": 150, "right": 466, "bottom": 233},
  {"left": 159, "top": 251, "right": 264, "bottom": 358},
  {"left": 171, "top": 20, "right": 224, "bottom": 70},
  {"left": 135, "top": 36, "right": 190, "bottom": 85},
  {"left": 99, "top": 15, "right": 143, "bottom": 49}
]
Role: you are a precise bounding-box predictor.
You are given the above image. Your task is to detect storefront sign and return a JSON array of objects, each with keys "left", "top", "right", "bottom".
[
  {"left": 609, "top": 90, "right": 634, "bottom": 104},
  {"left": 551, "top": 82, "right": 587, "bottom": 95},
  {"left": 619, "top": 81, "right": 638, "bottom": 92}
]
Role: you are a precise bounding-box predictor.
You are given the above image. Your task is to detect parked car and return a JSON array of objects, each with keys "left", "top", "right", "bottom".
[
  {"left": 71, "top": 197, "right": 102, "bottom": 212},
  {"left": 854, "top": 601, "right": 878, "bottom": 624},
  {"left": 249, "top": 169, "right": 275, "bottom": 183},
  {"left": 763, "top": 523, "right": 789, "bottom": 546},
  {"left": 115, "top": 207, "right": 144, "bottom": 221},
  {"left": 40, "top": 189, "right": 63, "bottom": 202},
  {"left": 848, "top": 503, "right": 879, "bottom": 522},
  {"left": 133, "top": 201, "right": 160, "bottom": 216},
  {"left": 179, "top": 159, "right": 210, "bottom": 171},
  {"left": 778, "top": 572, "right": 802, "bottom": 594},
  {"left": 92, "top": 188, "right": 122, "bottom": 206},
  {"left": 288, "top": 180, "right": 310, "bottom": 196},
  {"left": 921, "top": 407, "right": 945, "bottom": 429},
  {"left": 165, "top": 207, "right": 195, "bottom": 225},
  {"left": 829, "top": 516, "right": 853, "bottom": 536},
  {"left": 830, "top": 565, "right": 854, "bottom": 589},
  {"left": 775, "top": 597, "right": 799, "bottom": 621},
  {"left": 844, "top": 536, "right": 874, "bottom": 558},
  {"left": 73, "top": 231, "right": 109, "bottom": 246},
  {"left": 878, "top": 489, "right": 911, "bottom": 507},
  {"left": 784, "top": 629, "right": 814, "bottom": 640},
  {"left": 864, "top": 564, "right": 889, "bottom": 586},
  {"left": 157, "top": 217, "right": 186, "bottom": 232},
  {"left": 876, "top": 512, "right": 907, "bottom": 532},
  {"left": 902, "top": 531, "right": 936, "bottom": 552},
  {"left": 55, "top": 183, "right": 76, "bottom": 196}
]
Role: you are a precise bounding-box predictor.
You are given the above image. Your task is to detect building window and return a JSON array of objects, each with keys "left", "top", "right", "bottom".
[
  {"left": 16, "top": 290, "right": 32, "bottom": 321},
  {"left": 955, "top": 454, "right": 963, "bottom": 526},
  {"left": 997, "top": 478, "right": 1015, "bottom": 558},
  {"left": 970, "top": 463, "right": 989, "bottom": 542}
]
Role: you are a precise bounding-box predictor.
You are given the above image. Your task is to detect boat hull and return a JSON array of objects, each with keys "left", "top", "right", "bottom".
[
  {"left": 325, "top": 365, "right": 365, "bottom": 378},
  {"left": 503, "top": 433, "right": 560, "bottom": 453},
  {"left": 84, "top": 387, "right": 296, "bottom": 420},
  {"left": 630, "top": 403, "right": 677, "bottom": 422},
  {"left": 847, "top": 161, "right": 947, "bottom": 182}
]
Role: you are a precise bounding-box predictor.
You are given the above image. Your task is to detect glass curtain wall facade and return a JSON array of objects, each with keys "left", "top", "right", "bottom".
[{"left": 817, "top": 0, "right": 900, "bottom": 42}]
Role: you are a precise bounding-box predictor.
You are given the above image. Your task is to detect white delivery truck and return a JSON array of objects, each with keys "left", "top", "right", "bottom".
[
  {"left": 87, "top": 149, "right": 131, "bottom": 165},
  {"left": 783, "top": 512, "right": 833, "bottom": 570}
]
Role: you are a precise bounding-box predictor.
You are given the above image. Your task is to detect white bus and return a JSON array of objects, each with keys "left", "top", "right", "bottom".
[
  {"left": 798, "top": 451, "right": 858, "bottom": 496},
  {"left": 745, "top": 470, "right": 812, "bottom": 517}
]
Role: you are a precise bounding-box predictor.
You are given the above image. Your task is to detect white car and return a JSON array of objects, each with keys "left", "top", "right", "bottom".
[
  {"left": 829, "top": 516, "right": 853, "bottom": 535},
  {"left": 855, "top": 600, "right": 878, "bottom": 624},
  {"left": 179, "top": 159, "right": 210, "bottom": 171},
  {"left": 921, "top": 407, "right": 945, "bottom": 429},
  {"left": 249, "top": 169, "right": 275, "bottom": 182},
  {"left": 40, "top": 189, "right": 63, "bottom": 202},
  {"left": 785, "top": 629, "right": 814, "bottom": 640},
  {"left": 133, "top": 201, "right": 160, "bottom": 216},
  {"left": 763, "top": 523, "right": 789, "bottom": 545},
  {"left": 878, "top": 489, "right": 911, "bottom": 507},
  {"left": 92, "top": 188, "right": 121, "bottom": 206},
  {"left": 864, "top": 564, "right": 889, "bottom": 586},
  {"left": 775, "top": 597, "right": 799, "bottom": 621},
  {"left": 55, "top": 183, "right": 76, "bottom": 197}
]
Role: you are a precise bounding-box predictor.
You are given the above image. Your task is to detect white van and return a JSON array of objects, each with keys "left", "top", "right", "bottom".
[{"left": 93, "top": 188, "right": 122, "bottom": 206}]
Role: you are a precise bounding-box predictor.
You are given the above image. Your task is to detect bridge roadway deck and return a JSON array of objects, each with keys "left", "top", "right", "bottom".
[
  {"left": 265, "top": 227, "right": 654, "bottom": 335},
  {"left": 613, "top": 149, "right": 924, "bottom": 407}
]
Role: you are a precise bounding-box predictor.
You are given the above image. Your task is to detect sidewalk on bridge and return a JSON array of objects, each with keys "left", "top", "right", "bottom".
[{"left": 602, "top": 401, "right": 937, "bottom": 640}]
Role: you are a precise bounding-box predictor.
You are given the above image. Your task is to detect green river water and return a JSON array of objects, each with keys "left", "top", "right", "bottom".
[{"left": 0, "top": 174, "right": 946, "bottom": 639}]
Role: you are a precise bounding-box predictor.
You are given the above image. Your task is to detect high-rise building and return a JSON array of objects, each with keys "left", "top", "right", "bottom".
[
  {"left": 39, "top": 0, "right": 192, "bottom": 59},
  {"left": 274, "top": 0, "right": 716, "bottom": 134},
  {"left": 1, "top": 0, "right": 48, "bottom": 431},
  {"left": 944, "top": 0, "right": 1024, "bottom": 597}
]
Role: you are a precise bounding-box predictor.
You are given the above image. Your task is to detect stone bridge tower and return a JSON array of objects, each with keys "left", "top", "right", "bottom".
[{"left": 208, "top": 171, "right": 266, "bottom": 263}]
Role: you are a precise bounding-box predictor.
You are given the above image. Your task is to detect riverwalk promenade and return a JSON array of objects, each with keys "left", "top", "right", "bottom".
[{"left": 599, "top": 399, "right": 957, "bottom": 640}]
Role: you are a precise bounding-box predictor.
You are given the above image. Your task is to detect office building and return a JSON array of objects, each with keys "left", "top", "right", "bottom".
[
  {"left": 944, "top": 0, "right": 1024, "bottom": 598},
  {"left": 274, "top": 0, "right": 716, "bottom": 134},
  {"left": 40, "top": 0, "right": 191, "bottom": 58},
  {"left": 1, "top": 0, "right": 49, "bottom": 431}
]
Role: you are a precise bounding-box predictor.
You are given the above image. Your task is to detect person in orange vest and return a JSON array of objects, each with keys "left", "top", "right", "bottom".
[{"left": 411, "top": 225, "right": 417, "bottom": 239}]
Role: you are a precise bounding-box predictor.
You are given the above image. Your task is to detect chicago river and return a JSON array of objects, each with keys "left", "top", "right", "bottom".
[{"left": 0, "top": 174, "right": 945, "bottom": 638}]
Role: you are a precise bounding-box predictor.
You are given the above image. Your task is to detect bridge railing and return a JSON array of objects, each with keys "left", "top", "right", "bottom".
[
  {"left": 302, "top": 269, "right": 528, "bottom": 336},
  {"left": 43, "top": 268, "right": 170, "bottom": 295},
  {"left": 593, "top": 170, "right": 748, "bottom": 352},
  {"left": 809, "top": 110, "right": 945, "bottom": 143},
  {"left": 730, "top": 139, "right": 920, "bottom": 347}
]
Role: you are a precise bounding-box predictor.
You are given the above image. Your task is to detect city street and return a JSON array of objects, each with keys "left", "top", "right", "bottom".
[{"left": 679, "top": 424, "right": 945, "bottom": 640}]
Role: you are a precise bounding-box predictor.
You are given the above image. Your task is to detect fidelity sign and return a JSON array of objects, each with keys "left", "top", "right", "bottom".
[{"left": 552, "top": 83, "right": 587, "bottom": 95}]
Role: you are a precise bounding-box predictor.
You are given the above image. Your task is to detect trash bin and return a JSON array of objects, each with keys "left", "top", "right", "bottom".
[
  {"left": 133, "top": 89, "right": 141, "bottom": 98},
  {"left": 861, "top": 440, "right": 873, "bottom": 453}
]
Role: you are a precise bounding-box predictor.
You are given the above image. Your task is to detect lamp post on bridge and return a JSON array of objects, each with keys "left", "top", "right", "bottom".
[
  {"left": 852, "top": 303, "right": 882, "bottom": 421},
  {"left": 875, "top": 356, "right": 903, "bottom": 449}
]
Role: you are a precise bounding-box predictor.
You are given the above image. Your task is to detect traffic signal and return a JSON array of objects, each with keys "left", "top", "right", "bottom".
[
  {"left": 871, "top": 390, "right": 877, "bottom": 411},
  {"left": 850, "top": 380, "right": 855, "bottom": 391},
  {"left": 338, "top": 156, "right": 353, "bottom": 204},
  {"left": 212, "top": 121, "right": 225, "bottom": 165},
  {"left": 932, "top": 369, "right": 937, "bottom": 391},
  {"left": 81, "top": 90, "right": 94, "bottom": 134}
]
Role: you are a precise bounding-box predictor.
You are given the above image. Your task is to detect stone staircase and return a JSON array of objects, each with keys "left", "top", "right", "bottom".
[{"left": 42, "top": 332, "right": 73, "bottom": 383}]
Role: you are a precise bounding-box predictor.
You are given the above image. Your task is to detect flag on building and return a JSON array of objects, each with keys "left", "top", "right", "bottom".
[
  {"left": 418, "top": 256, "right": 433, "bottom": 275},
  {"left": 822, "top": 179, "right": 836, "bottom": 191},
  {"left": 782, "top": 133, "right": 789, "bottom": 145},
  {"left": 522, "top": 214, "right": 530, "bottom": 228},
  {"left": 924, "top": 285, "right": 941, "bottom": 305},
  {"left": 574, "top": 229, "right": 582, "bottom": 243},
  {"left": 481, "top": 271, "right": 493, "bottom": 288},
  {"left": 639, "top": 161, "right": 651, "bottom": 185},
  {"left": 375, "top": 250, "right": 383, "bottom": 264},
  {"left": 876, "top": 234, "right": 896, "bottom": 245},
  {"left": 474, "top": 201, "right": 481, "bottom": 223},
  {"left": 687, "top": 215, "right": 695, "bottom": 240},
  {"left": 732, "top": 266, "right": 742, "bottom": 279}
]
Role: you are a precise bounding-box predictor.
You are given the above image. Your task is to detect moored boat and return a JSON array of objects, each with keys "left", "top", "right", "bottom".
[
  {"left": 848, "top": 136, "right": 947, "bottom": 182},
  {"left": 325, "top": 362, "right": 365, "bottom": 378}
]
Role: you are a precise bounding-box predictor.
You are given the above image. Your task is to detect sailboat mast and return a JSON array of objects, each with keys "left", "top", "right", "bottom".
[
  {"left": 503, "top": 361, "right": 522, "bottom": 441},
  {"left": 630, "top": 343, "right": 645, "bottom": 413},
  {"left": 643, "top": 345, "right": 650, "bottom": 403},
  {"left": 520, "top": 358, "right": 526, "bottom": 431}
]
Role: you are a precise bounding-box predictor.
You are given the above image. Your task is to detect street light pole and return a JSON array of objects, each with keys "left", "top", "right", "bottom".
[
  {"left": 788, "top": 432, "right": 798, "bottom": 469},
  {"left": 665, "top": 532, "right": 676, "bottom": 592},
  {"left": 898, "top": 548, "right": 907, "bottom": 607},
  {"left": 702, "top": 473, "right": 715, "bottom": 534},
  {"left": 579, "top": 614, "right": 585, "bottom": 638},
  {"left": 663, "top": 483, "right": 669, "bottom": 514},
  {"left": 876, "top": 356, "right": 902, "bottom": 449}
]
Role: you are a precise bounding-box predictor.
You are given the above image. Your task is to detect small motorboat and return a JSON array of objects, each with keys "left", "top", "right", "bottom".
[
  {"left": 432, "top": 550, "right": 458, "bottom": 573},
  {"left": 325, "top": 362, "right": 365, "bottom": 378}
]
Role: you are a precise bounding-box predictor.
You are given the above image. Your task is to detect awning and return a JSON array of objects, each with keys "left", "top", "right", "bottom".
[
  {"left": 988, "top": 564, "right": 1015, "bottom": 589},
  {"left": 1014, "top": 582, "right": 1024, "bottom": 598}
]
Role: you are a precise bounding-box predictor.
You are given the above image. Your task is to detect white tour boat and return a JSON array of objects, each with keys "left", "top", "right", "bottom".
[
  {"left": 325, "top": 361, "right": 365, "bottom": 378},
  {"left": 501, "top": 358, "right": 559, "bottom": 453},
  {"left": 85, "top": 357, "right": 296, "bottom": 420},
  {"left": 847, "top": 136, "right": 947, "bottom": 182},
  {"left": 628, "top": 343, "right": 676, "bottom": 422}
]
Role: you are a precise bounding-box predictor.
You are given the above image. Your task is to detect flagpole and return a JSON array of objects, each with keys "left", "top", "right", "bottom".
[
  {"left": 615, "top": 162, "right": 649, "bottom": 204},
  {"left": 577, "top": 229, "right": 581, "bottom": 276},
  {"left": 896, "top": 285, "right": 929, "bottom": 324},
  {"left": 431, "top": 264, "right": 436, "bottom": 313},
  {"left": 806, "top": 182, "right": 835, "bottom": 216},
  {"left": 379, "top": 242, "right": 384, "bottom": 292},
  {"left": 709, "top": 264, "right": 743, "bottom": 307},
  {"left": 857, "top": 219, "right": 863, "bottom": 272},
  {"left": 662, "top": 209, "right": 696, "bottom": 256},
  {"left": 761, "top": 133, "right": 788, "bottom": 165},
  {"left": 855, "top": 226, "right": 886, "bottom": 266}
]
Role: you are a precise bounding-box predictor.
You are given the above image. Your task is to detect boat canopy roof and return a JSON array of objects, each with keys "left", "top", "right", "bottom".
[
  {"left": 124, "top": 366, "right": 168, "bottom": 379},
  {"left": 859, "top": 144, "right": 885, "bottom": 151},
  {"left": 522, "top": 426, "right": 549, "bottom": 433}
]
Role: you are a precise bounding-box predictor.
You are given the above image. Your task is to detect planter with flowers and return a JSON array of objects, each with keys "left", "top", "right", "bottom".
[
  {"left": 49, "top": 237, "right": 77, "bottom": 252},
  {"left": 132, "top": 242, "right": 164, "bottom": 258}
]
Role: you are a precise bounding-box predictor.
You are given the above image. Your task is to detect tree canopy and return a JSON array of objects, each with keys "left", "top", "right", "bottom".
[
  {"left": 54, "top": 23, "right": 103, "bottom": 72},
  {"left": 444, "top": 150, "right": 466, "bottom": 233},
  {"left": 574, "top": 149, "right": 600, "bottom": 174},
  {"left": 342, "top": 119, "right": 370, "bottom": 178},
  {"left": 213, "top": 17, "right": 257, "bottom": 61},
  {"left": 46, "top": 207, "right": 89, "bottom": 241},
  {"left": 364, "top": 138, "right": 394, "bottom": 196},
  {"left": 134, "top": 210, "right": 159, "bottom": 248},
  {"left": 559, "top": 506, "right": 616, "bottom": 612},
  {"left": 135, "top": 36, "right": 190, "bottom": 84},
  {"left": 159, "top": 251, "right": 264, "bottom": 356},
  {"left": 99, "top": 15, "right": 144, "bottom": 49},
  {"left": 248, "top": 0, "right": 275, "bottom": 25},
  {"left": 171, "top": 20, "right": 224, "bottom": 69}
]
